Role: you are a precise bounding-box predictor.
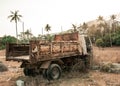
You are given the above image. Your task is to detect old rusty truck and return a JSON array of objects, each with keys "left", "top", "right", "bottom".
[{"left": 6, "top": 32, "right": 92, "bottom": 80}]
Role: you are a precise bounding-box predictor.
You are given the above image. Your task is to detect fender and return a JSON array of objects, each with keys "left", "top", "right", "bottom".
[
  {"left": 40, "top": 61, "right": 52, "bottom": 69},
  {"left": 40, "top": 59, "right": 64, "bottom": 69}
]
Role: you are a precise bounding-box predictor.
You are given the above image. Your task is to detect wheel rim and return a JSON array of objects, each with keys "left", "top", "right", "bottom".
[{"left": 51, "top": 67, "right": 60, "bottom": 79}]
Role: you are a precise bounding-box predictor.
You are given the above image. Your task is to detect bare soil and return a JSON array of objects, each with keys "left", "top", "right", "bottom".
[{"left": 0, "top": 46, "right": 120, "bottom": 86}]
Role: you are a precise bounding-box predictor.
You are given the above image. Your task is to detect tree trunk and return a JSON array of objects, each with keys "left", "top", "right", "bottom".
[
  {"left": 109, "top": 30, "right": 112, "bottom": 47},
  {"left": 15, "top": 22, "right": 18, "bottom": 43}
]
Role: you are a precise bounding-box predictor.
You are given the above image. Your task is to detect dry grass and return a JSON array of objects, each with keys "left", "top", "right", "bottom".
[
  {"left": 0, "top": 49, "right": 5, "bottom": 56},
  {"left": 93, "top": 46, "right": 120, "bottom": 64}
]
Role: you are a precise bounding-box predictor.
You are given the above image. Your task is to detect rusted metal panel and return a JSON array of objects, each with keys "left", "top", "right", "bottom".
[
  {"left": 54, "top": 32, "right": 78, "bottom": 41},
  {"left": 6, "top": 43, "right": 29, "bottom": 61},
  {"left": 29, "top": 32, "right": 83, "bottom": 62}
]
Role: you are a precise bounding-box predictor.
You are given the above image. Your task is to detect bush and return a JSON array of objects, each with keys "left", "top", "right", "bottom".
[
  {"left": 95, "top": 38, "right": 105, "bottom": 47},
  {"left": 0, "top": 35, "right": 17, "bottom": 50},
  {"left": 103, "top": 34, "right": 111, "bottom": 47},
  {"left": 0, "top": 62, "right": 8, "bottom": 72},
  {"left": 1, "top": 35, "right": 17, "bottom": 45},
  {"left": 112, "top": 34, "right": 120, "bottom": 46},
  {"left": 0, "top": 45, "right": 5, "bottom": 50}
]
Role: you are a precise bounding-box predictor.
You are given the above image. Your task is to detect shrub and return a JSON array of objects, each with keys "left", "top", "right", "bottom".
[
  {"left": 103, "top": 34, "right": 111, "bottom": 47},
  {"left": 1, "top": 35, "right": 17, "bottom": 45},
  {"left": 113, "top": 34, "right": 120, "bottom": 46},
  {"left": 0, "top": 62, "right": 8, "bottom": 72},
  {"left": 95, "top": 38, "right": 105, "bottom": 47},
  {"left": 0, "top": 35, "right": 17, "bottom": 50}
]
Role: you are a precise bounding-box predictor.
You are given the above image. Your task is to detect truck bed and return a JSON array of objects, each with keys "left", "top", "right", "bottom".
[
  {"left": 29, "top": 41, "right": 82, "bottom": 62},
  {"left": 6, "top": 32, "right": 86, "bottom": 62},
  {"left": 6, "top": 43, "right": 29, "bottom": 61}
]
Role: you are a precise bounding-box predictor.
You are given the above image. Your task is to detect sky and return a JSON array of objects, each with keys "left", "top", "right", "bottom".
[{"left": 0, "top": 0, "right": 120, "bottom": 37}]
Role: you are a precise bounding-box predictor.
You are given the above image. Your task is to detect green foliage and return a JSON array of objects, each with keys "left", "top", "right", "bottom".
[
  {"left": 102, "top": 34, "right": 111, "bottom": 47},
  {"left": 0, "top": 45, "right": 5, "bottom": 50},
  {"left": 95, "top": 38, "right": 104, "bottom": 47},
  {"left": 112, "top": 30, "right": 120, "bottom": 46},
  {"left": 1, "top": 35, "right": 17, "bottom": 45},
  {"left": 0, "top": 35, "right": 17, "bottom": 50},
  {"left": 44, "top": 34, "right": 54, "bottom": 42}
]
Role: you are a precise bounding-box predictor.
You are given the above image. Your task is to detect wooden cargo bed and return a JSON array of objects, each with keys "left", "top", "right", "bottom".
[
  {"left": 30, "top": 41, "right": 82, "bottom": 62},
  {"left": 6, "top": 32, "right": 86, "bottom": 62}
]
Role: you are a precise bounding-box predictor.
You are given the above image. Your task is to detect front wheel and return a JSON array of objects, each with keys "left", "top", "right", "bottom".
[
  {"left": 47, "top": 64, "right": 62, "bottom": 80},
  {"left": 23, "top": 68, "right": 31, "bottom": 76},
  {"left": 42, "top": 69, "right": 47, "bottom": 79}
]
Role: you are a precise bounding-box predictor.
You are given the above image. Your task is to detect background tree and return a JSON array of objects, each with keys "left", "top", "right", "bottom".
[
  {"left": 81, "top": 22, "right": 88, "bottom": 34},
  {"left": 0, "top": 36, "right": 17, "bottom": 50},
  {"left": 45, "top": 24, "right": 51, "bottom": 34},
  {"left": 72, "top": 24, "right": 77, "bottom": 32},
  {"left": 8, "top": 10, "right": 22, "bottom": 42},
  {"left": 25, "top": 29, "right": 32, "bottom": 40},
  {"left": 109, "top": 14, "right": 116, "bottom": 47},
  {"left": 97, "top": 16, "right": 104, "bottom": 21},
  {"left": 18, "top": 29, "right": 32, "bottom": 43},
  {"left": 110, "top": 14, "right": 116, "bottom": 32},
  {"left": 97, "top": 16, "right": 106, "bottom": 38}
]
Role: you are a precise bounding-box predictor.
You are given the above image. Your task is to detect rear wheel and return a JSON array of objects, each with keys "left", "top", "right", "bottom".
[
  {"left": 23, "top": 68, "right": 35, "bottom": 76},
  {"left": 47, "top": 64, "right": 62, "bottom": 80},
  {"left": 72, "top": 59, "right": 85, "bottom": 72}
]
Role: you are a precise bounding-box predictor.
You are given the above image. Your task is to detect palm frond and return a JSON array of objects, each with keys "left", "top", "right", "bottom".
[
  {"left": 10, "top": 17, "right": 15, "bottom": 22},
  {"left": 18, "top": 15, "right": 22, "bottom": 17},
  {"left": 17, "top": 17, "right": 21, "bottom": 21},
  {"left": 10, "top": 11, "right": 14, "bottom": 14},
  {"left": 8, "top": 15, "right": 13, "bottom": 18}
]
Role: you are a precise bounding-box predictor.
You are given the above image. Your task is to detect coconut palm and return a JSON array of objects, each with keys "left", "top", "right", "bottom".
[
  {"left": 82, "top": 22, "right": 88, "bottom": 33},
  {"left": 110, "top": 14, "right": 116, "bottom": 32},
  {"left": 25, "top": 29, "right": 32, "bottom": 40},
  {"left": 72, "top": 24, "right": 77, "bottom": 32},
  {"left": 8, "top": 10, "right": 22, "bottom": 41},
  {"left": 109, "top": 14, "right": 116, "bottom": 47},
  {"left": 97, "top": 16, "right": 104, "bottom": 21},
  {"left": 97, "top": 16, "right": 106, "bottom": 38},
  {"left": 45, "top": 24, "right": 51, "bottom": 34}
]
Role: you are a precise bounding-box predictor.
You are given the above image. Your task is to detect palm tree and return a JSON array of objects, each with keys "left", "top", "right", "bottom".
[
  {"left": 45, "top": 24, "right": 51, "bottom": 34},
  {"left": 97, "top": 16, "right": 103, "bottom": 21},
  {"left": 72, "top": 24, "right": 77, "bottom": 32},
  {"left": 110, "top": 14, "right": 116, "bottom": 32},
  {"left": 8, "top": 10, "right": 22, "bottom": 42},
  {"left": 25, "top": 29, "right": 32, "bottom": 40},
  {"left": 109, "top": 14, "right": 116, "bottom": 47},
  {"left": 82, "top": 22, "right": 88, "bottom": 33},
  {"left": 97, "top": 16, "right": 106, "bottom": 38}
]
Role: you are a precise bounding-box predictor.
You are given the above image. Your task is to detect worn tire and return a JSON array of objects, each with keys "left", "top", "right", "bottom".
[
  {"left": 23, "top": 68, "right": 35, "bottom": 76},
  {"left": 42, "top": 69, "right": 47, "bottom": 79},
  {"left": 47, "top": 64, "right": 62, "bottom": 80},
  {"left": 23, "top": 68, "right": 30, "bottom": 76},
  {"left": 72, "top": 59, "right": 85, "bottom": 72}
]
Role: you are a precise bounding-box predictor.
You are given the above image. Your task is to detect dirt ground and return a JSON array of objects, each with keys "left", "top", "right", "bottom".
[{"left": 0, "top": 47, "right": 120, "bottom": 86}]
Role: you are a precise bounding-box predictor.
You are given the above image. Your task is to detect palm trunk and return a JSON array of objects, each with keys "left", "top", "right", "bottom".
[
  {"left": 109, "top": 30, "right": 112, "bottom": 47},
  {"left": 22, "top": 22, "right": 25, "bottom": 40},
  {"left": 15, "top": 21, "right": 18, "bottom": 43}
]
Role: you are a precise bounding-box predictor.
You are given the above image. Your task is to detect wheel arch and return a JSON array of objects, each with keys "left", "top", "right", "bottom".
[{"left": 40, "top": 59, "right": 64, "bottom": 69}]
